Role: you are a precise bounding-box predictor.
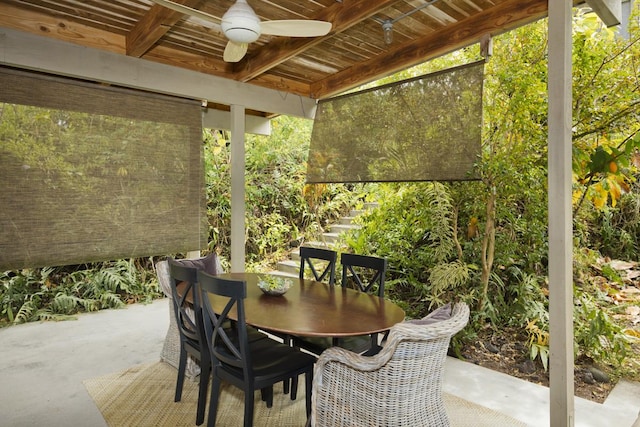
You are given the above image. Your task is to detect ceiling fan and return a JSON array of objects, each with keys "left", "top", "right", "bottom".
[{"left": 150, "top": 0, "right": 332, "bottom": 62}]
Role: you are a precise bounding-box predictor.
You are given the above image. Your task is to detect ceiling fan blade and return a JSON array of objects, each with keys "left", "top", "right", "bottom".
[
  {"left": 260, "top": 20, "right": 332, "bottom": 37},
  {"left": 150, "top": 0, "right": 221, "bottom": 25},
  {"left": 223, "top": 41, "right": 249, "bottom": 62}
]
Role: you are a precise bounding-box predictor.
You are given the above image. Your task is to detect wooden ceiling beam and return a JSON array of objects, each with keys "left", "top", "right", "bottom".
[
  {"left": 309, "top": 0, "right": 549, "bottom": 99},
  {"left": 0, "top": 2, "right": 230, "bottom": 78},
  {"left": 126, "top": 0, "right": 206, "bottom": 58},
  {"left": 143, "top": 43, "right": 313, "bottom": 96},
  {"left": 0, "top": 2, "right": 312, "bottom": 98},
  {"left": 1, "top": 26, "right": 318, "bottom": 118},
  {"left": 235, "top": 0, "right": 399, "bottom": 83},
  {"left": 0, "top": 2, "right": 124, "bottom": 54}
]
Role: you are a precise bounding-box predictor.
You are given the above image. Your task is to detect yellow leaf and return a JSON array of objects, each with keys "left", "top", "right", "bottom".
[
  {"left": 590, "top": 182, "right": 607, "bottom": 209},
  {"left": 607, "top": 177, "right": 622, "bottom": 208},
  {"left": 593, "top": 193, "right": 606, "bottom": 210},
  {"left": 624, "top": 328, "right": 640, "bottom": 338},
  {"left": 572, "top": 189, "right": 583, "bottom": 205}
]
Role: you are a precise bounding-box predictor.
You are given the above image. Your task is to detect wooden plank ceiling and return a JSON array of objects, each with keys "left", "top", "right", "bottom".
[{"left": 1, "top": 0, "right": 555, "bottom": 110}]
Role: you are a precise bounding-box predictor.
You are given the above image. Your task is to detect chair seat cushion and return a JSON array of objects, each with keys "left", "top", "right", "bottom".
[
  {"left": 217, "top": 338, "right": 315, "bottom": 383},
  {"left": 172, "top": 254, "right": 223, "bottom": 303},
  {"left": 404, "top": 303, "right": 452, "bottom": 325},
  {"left": 173, "top": 253, "right": 222, "bottom": 275}
]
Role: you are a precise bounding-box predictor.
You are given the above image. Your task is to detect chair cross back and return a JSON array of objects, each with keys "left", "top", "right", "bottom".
[
  {"left": 200, "top": 273, "right": 248, "bottom": 368},
  {"left": 340, "top": 253, "right": 387, "bottom": 297},
  {"left": 293, "top": 253, "right": 389, "bottom": 356},
  {"left": 299, "top": 246, "right": 337, "bottom": 285},
  {"left": 167, "top": 258, "right": 211, "bottom": 426},
  {"left": 198, "top": 270, "right": 315, "bottom": 427},
  {"left": 168, "top": 260, "right": 203, "bottom": 344}
]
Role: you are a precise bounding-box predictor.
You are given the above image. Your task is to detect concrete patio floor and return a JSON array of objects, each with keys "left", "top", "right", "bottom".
[{"left": 0, "top": 298, "right": 638, "bottom": 427}]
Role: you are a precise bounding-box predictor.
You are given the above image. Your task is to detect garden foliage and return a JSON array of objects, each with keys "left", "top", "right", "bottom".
[
  {"left": 1, "top": 259, "right": 158, "bottom": 325},
  {"left": 340, "top": 9, "right": 640, "bottom": 370}
]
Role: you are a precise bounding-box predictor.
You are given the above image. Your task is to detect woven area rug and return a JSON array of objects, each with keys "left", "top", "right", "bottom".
[{"left": 84, "top": 361, "right": 526, "bottom": 427}]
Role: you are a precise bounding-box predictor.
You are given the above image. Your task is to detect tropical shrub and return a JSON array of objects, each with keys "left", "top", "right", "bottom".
[
  {"left": 583, "top": 181, "right": 640, "bottom": 260},
  {"left": 341, "top": 182, "right": 472, "bottom": 318},
  {"left": 1, "top": 259, "right": 159, "bottom": 326},
  {"left": 339, "top": 9, "right": 640, "bottom": 369}
]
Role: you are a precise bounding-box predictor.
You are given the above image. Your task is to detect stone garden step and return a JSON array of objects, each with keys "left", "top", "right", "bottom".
[{"left": 270, "top": 202, "right": 379, "bottom": 277}]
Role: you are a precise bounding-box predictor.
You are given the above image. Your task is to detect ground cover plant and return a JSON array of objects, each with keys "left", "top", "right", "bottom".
[{"left": 1, "top": 259, "right": 159, "bottom": 325}]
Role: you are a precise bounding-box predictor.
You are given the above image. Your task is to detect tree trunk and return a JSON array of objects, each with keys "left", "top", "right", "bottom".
[
  {"left": 452, "top": 206, "right": 464, "bottom": 260},
  {"left": 478, "top": 187, "right": 496, "bottom": 312}
]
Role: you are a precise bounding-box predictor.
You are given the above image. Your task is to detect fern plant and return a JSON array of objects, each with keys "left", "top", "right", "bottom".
[
  {"left": 342, "top": 182, "right": 469, "bottom": 318},
  {"left": 428, "top": 260, "right": 471, "bottom": 305},
  {"left": 1, "top": 268, "right": 52, "bottom": 325},
  {"left": 1, "top": 258, "right": 160, "bottom": 325}
]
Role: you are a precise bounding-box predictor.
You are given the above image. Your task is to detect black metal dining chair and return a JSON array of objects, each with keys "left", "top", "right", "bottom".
[
  {"left": 167, "top": 258, "right": 211, "bottom": 426},
  {"left": 293, "top": 253, "right": 389, "bottom": 357},
  {"left": 285, "top": 246, "right": 338, "bottom": 365},
  {"left": 198, "top": 270, "right": 315, "bottom": 427},
  {"left": 299, "top": 246, "right": 337, "bottom": 285},
  {"left": 339, "top": 253, "right": 389, "bottom": 354},
  {"left": 340, "top": 252, "right": 387, "bottom": 298}
]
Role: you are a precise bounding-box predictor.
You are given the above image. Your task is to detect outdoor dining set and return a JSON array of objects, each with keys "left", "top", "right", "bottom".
[{"left": 155, "top": 247, "right": 469, "bottom": 427}]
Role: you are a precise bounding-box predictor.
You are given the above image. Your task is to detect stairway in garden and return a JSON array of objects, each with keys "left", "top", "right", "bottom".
[{"left": 271, "top": 203, "right": 378, "bottom": 278}]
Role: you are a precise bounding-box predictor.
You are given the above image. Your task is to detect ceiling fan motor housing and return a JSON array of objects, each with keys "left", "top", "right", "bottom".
[{"left": 221, "top": 0, "right": 261, "bottom": 43}]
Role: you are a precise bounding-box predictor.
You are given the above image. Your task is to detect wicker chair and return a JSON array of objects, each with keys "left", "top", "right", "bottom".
[
  {"left": 157, "top": 259, "right": 201, "bottom": 380},
  {"left": 158, "top": 254, "right": 226, "bottom": 381},
  {"left": 311, "top": 302, "right": 470, "bottom": 427}
]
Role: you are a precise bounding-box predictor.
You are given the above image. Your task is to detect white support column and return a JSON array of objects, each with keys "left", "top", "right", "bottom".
[
  {"left": 186, "top": 250, "right": 201, "bottom": 259},
  {"left": 547, "top": 1, "right": 575, "bottom": 426},
  {"left": 230, "top": 105, "right": 246, "bottom": 273}
]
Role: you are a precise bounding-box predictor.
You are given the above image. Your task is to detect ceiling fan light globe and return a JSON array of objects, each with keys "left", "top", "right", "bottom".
[
  {"left": 221, "top": 0, "right": 261, "bottom": 43},
  {"left": 222, "top": 24, "right": 260, "bottom": 43}
]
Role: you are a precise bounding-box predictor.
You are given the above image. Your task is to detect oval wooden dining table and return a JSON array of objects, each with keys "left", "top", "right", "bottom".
[{"left": 207, "top": 273, "right": 406, "bottom": 338}]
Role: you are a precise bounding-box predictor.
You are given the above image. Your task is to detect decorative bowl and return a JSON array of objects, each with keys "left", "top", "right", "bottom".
[{"left": 257, "top": 276, "right": 293, "bottom": 296}]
